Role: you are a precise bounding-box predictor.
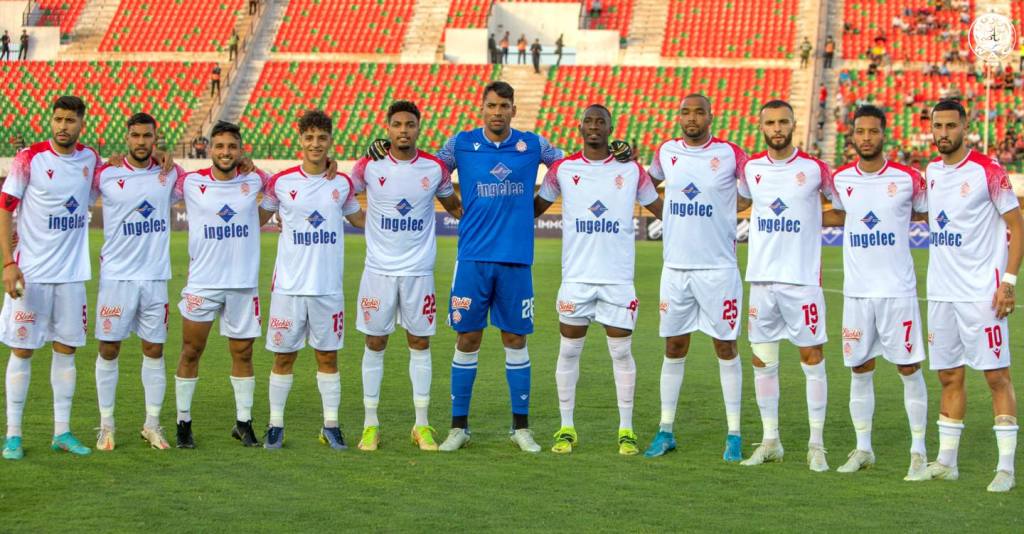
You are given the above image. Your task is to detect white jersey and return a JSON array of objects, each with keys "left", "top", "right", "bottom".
[
  {"left": 539, "top": 153, "right": 659, "bottom": 284},
  {"left": 925, "top": 151, "right": 1019, "bottom": 302},
  {"left": 739, "top": 149, "right": 834, "bottom": 286},
  {"left": 178, "top": 168, "right": 267, "bottom": 289},
  {"left": 0, "top": 141, "right": 99, "bottom": 283},
  {"left": 97, "top": 159, "right": 184, "bottom": 281},
  {"left": 350, "top": 151, "right": 454, "bottom": 277},
  {"left": 260, "top": 165, "right": 361, "bottom": 296},
  {"left": 831, "top": 160, "right": 927, "bottom": 298},
  {"left": 649, "top": 136, "right": 747, "bottom": 269}
]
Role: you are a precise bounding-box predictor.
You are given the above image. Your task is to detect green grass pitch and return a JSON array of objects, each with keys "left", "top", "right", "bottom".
[{"left": 1, "top": 231, "right": 1021, "bottom": 531}]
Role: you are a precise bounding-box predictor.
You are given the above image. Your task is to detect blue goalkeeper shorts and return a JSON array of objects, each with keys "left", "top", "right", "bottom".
[{"left": 448, "top": 260, "right": 534, "bottom": 335}]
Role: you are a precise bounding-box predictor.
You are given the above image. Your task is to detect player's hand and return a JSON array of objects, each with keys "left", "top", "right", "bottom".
[
  {"left": 992, "top": 281, "right": 1015, "bottom": 319},
  {"left": 610, "top": 140, "right": 635, "bottom": 163},
  {"left": 155, "top": 150, "right": 175, "bottom": 173},
  {"left": 237, "top": 154, "right": 255, "bottom": 174},
  {"left": 106, "top": 153, "right": 126, "bottom": 167},
  {"left": 2, "top": 263, "right": 25, "bottom": 299},
  {"left": 366, "top": 138, "right": 391, "bottom": 161},
  {"left": 325, "top": 158, "right": 338, "bottom": 181}
]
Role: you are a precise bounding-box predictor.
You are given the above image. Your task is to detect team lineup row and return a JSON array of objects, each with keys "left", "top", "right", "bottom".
[{"left": 0, "top": 83, "right": 1018, "bottom": 493}]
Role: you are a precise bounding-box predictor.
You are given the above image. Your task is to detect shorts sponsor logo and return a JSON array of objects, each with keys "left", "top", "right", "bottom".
[
  {"left": 557, "top": 300, "right": 576, "bottom": 313},
  {"left": 14, "top": 311, "right": 36, "bottom": 324},
  {"left": 843, "top": 342, "right": 853, "bottom": 356},
  {"left": 100, "top": 305, "right": 123, "bottom": 318},
  {"left": 272, "top": 331, "right": 284, "bottom": 346},
  {"left": 184, "top": 294, "right": 204, "bottom": 313},
  {"left": 452, "top": 310, "right": 462, "bottom": 323},
  {"left": 842, "top": 327, "right": 863, "bottom": 341},
  {"left": 16, "top": 326, "right": 27, "bottom": 339},
  {"left": 363, "top": 310, "right": 371, "bottom": 322},
  {"left": 451, "top": 297, "right": 472, "bottom": 310},
  {"left": 360, "top": 297, "right": 381, "bottom": 311},
  {"left": 102, "top": 318, "right": 112, "bottom": 334},
  {"left": 269, "top": 317, "right": 292, "bottom": 330}
]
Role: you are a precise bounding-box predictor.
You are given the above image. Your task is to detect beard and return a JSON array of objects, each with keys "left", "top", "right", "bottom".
[
  {"left": 764, "top": 131, "right": 793, "bottom": 151},
  {"left": 935, "top": 136, "right": 963, "bottom": 154},
  {"left": 213, "top": 159, "right": 238, "bottom": 173},
  {"left": 854, "top": 143, "right": 883, "bottom": 160},
  {"left": 131, "top": 147, "right": 153, "bottom": 163}
]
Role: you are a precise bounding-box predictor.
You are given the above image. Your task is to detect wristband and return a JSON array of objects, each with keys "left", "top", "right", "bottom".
[
  {"left": 3, "top": 261, "right": 16, "bottom": 269},
  {"left": 1002, "top": 273, "right": 1017, "bottom": 286}
]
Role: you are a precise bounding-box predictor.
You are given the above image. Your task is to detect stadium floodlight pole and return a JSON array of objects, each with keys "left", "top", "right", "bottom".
[{"left": 968, "top": 12, "right": 1016, "bottom": 154}]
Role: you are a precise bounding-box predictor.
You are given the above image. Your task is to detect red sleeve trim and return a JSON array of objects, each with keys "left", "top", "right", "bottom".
[{"left": 0, "top": 193, "right": 21, "bottom": 212}]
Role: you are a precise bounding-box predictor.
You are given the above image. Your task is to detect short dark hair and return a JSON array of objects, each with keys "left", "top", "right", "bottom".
[
  {"left": 297, "top": 109, "right": 332, "bottom": 134},
  {"left": 931, "top": 98, "right": 966, "bottom": 121},
  {"left": 583, "top": 103, "right": 611, "bottom": 118},
  {"left": 682, "top": 93, "right": 712, "bottom": 108},
  {"left": 126, "top": 112, "right": 157, "bottom": 130},
  {"left": 52, "top": 95, "right": 86, "bottom": 118},
  {"left": 760, "top": 99, "right": 794, "bottom": 113},
  {"left": 210, "top": 120, "right": 242, "bottom": 142},
  {"left": 482, "top": 80, "right": 515, "bottom": 103},
  {"left": 386, "top": 100, "right": 421, "bottom": 122},
  {"left": 853, "top": 104, "right": 887, "bottom": 130}
]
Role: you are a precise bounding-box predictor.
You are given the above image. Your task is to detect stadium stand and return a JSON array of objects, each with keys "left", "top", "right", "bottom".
[
  {"left": 661, "top": 0, "right": 799, "bottom": 58},
  {"left": 272, "top": 0, "right": 416, "bottom": 54},
  {"left": 239, "top": 62, "right": 500, "bottom": 159},
  {"left": 841, "top": 0, "right": 974, "bottom": 62},
  {"left": 536, "top": 66, "right": 792, "bottom": 154},
  {"left": 0, "top": 61, "right": 215, "bottom": 156},
  {"left": 36, "top": 0, "right": 88, "bottom": 38},
  {"left": 446, "top": 0, "right": 492, "bottom": 28},
  {"left": 445, "top": 1, "right": 632, "bottom": 36},
  {"left": 98, "top": 0, "right": 245, "bottom": 53}
]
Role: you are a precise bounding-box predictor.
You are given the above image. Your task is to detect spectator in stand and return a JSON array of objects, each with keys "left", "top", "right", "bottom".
[
  {"left": 555, "top": 34, "right": 564, "bottom": 67},
  {"left": 530, "top": 39, "right": 542, "bottom": 74},
  {"left": 17, "top": 30, "right": 27, "bottom": 61},
  {"left": 488, "top": 34, "right": 497, "bottom": 64},
  {"left": 500, "top": 32, "right": 510, "bottom": 64},
  {"left": 590, "top": 0, "right": 603, "bottom": 19},
  {"left": 823, "top": 35, "right": 835, "bottom": 69},
  {"left": 228, "top": 31, "right": 239, "bottom": 62},
  {"left": 210, "top": 64, "right": 221, "bottom": 98},
  {"left": 191, "top": 132, "right": 209, "bottom": 159},
  {"left": 818, "top": 84, "right": 827, "bottom": 109},
  {"left": 799, "top": 37, "right": 812, "bottom": 68},
  {"left": 517, "top": 34, "right": 527, "bottom": 64},
  {"left": 1, "top": 31, "right": 10, "bottom": 62}
]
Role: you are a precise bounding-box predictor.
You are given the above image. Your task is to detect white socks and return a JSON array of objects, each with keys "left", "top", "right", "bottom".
[
  {"left": 361, "top": 347, "right": 385, "bottom": 428},
  {"left": 658, "top": 356, "right": 685, "bottom": 432},
  {"left": 753, "top": 362, "right": 780, "bottom": 441},
  {"left": 51, "top": 352, "right": 76, "bottom": 436},
  {"left": 229, "top": 376, "right": 255, "bottom": 422},
  {"left": 409, "top": 348, "right": 432, "bottom": 427},
  {"left": 900, "top": 369, "right": 928, "bottom": 456},
  {"left": 175, "top": 376, "right": 197, "bottom": 422},
  {"left": 936, "top": 416, "right": 964, "bottom": 468},
  {"left": 849, "top": 370, "right": 874, "bottom": 452},
  {"left": 317, "top": 371, "right": 341, "bottom": 427},
  {"left": 141, "top": 356, "right": 166, "bottom": 429},
  {"left": 607, "top": 336, "right": 635, "bottom": 431},
  {"left": 95, "top": 356, "right": 118, "bottom": 429},
  {"left": 5, "top": 354, "right": 30, "bottom": 437},
  {"left": 268, "top": 372, "right": 293, "bottom": 427},
  {"left": 994, "top": 415, "right": 1018, "bottom": 474},
  {"left": 718, "top": 356, "right": 742, "bottom": 435},
  {"left": 555, "top": 336, "right": 584, "bottom": 428},
  {"left": 802, "top": 361, "right": 827, "bottom": 447}
]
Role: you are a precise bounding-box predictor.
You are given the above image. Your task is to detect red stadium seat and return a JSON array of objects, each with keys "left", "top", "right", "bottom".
[
  {"left": 662, "top": 0, "right": 799, "bottom": 59},
  {"left": 274, "top": 0, "right": 416, "bottom": 54},
  {"left": 99, "top": 0, "right": 245, "bottom": 53}
]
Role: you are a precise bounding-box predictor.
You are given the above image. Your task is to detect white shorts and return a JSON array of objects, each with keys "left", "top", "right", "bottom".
[
  {"left": 659, "top": 267, "right": 742, "bottom": 340},
  {"left": 556, "top": 282, "right": 638, "bottom": 331},
  {"left": 747, "top": 282, "right": 828, "bottom": 346},
  {"left": 356, "top": 271, "right": 437, "bottom": 337},
  {"left": 841, "top": 296, "right": 926, "bottom": 368},
  {"left": 95, "top": 279, "right": 169, "bottom": 343},
  {"left": 178, "top": 286, "right": 262, "bottom": 339},
  {"left": 928, "top": 301, "right": 1011, "bottom": 371},
  {"left": 0, "top": 282, "right": 87, "bottom": 350},
  {"left": 266, "top": 292, "right": 345, "bottom": 353}
]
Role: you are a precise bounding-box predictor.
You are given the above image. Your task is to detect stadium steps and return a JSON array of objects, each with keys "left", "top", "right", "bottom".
[
  {"left": 400, "top": 0, "right": 454, "bottom": 63},
  {"left": 212, "top": 0, "right": 285, "bottom": 130},
  {"left": 60, "top": 0, "right": 120, "bottom": 56},
  {"left": 820, "top": 0, "right": 845, "bottom": 165},
  {"left": 499, "top": 64, "right": 548, "bottom": 132},
  {"left": 787, "top": 0, "right": 826, "bottom": 149},
  {"left": 623, "top": 0, "right": 670, "bottom": 66}
]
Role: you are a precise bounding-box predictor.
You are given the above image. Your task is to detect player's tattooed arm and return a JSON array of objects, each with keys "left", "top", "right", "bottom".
[
  {"left": 345, "top": 210, "right": 366, "bottom": 229},
  {"left": 533, "top": 195, "right": 554, "bottom": 218},
  {"left": 0, "top": 209, "right": 25, "bottom": 299},
  {"left": 821, "top": 209, "right": 846, "bottom": 227},
  {"left": 993, "top": 207, "right": 1024, "bottom": 318},
  {"left": 644, "top": 197, "right": 664, "bottom": 220},
  {"left": 439, "top": 193, "right": 463, "bottom": 219}
]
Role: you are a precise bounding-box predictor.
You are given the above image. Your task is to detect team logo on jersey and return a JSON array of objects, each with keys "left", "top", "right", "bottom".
[
  {"left": 769, "top": 198, "right": 787, "bottom": 216},
  {"left": 710, "top": 157, "right": 720, "bottom": 171},
  {"left": 614, "top": 175, "right": 624, "bottom": 189},
  {"left": 102, "top": 318, "right": 112, "bottom": 334},
  {"left": 659, "top": 301, "right": 668, "bottom": 312},
  {"left": 16, "top": 326, "right": 27, "bottom": 339},
  {"left": 158, "top": 173, "right": 168, "bottom": 186},
  {"left": 378, "top": 176, "right": 387, "bottom": 186},
  {"left": 589, "top": 201, "right": 608, "bottom": 218},
  {"left": 289, "top": 190, "right": 298, "bottom": 200},
  {"left": 306, "top": 210, "right": 326, "bottom": 228},
  {"left": 472, "top": 143, "right": 481, "bottom": 151},
  {"left": 135, "top": 200, "right": 156, "bottom": 219},
  {"left": 845, "top": 186, "right": 853, "bottom": 197},
  {"left": 795, "top": 172, "right": 806, "bottom": 186},
  {"left": 860, "top": 211, "right": 880, "bottom": 230},
  {"left": 395, "top": 199, "right": 413, "bottom": 217},
  {"left": 421, "top": 176, "right": 430, "bottom": 190},
  {"left": 360, "top": 297, "right": 381, "bottom": 311},
  {"left": 887, "top": 182, "right": 898, "bottom": 197},
  {"left": 199, "top": 184, "right": 207, "bottom": 194},
  {"left": 670, "top": 156, "right": 678, "bottom": 166},
  {"left": 935, "top": 210, "right": 950, "bottom": 229},
  {"left": 332, "top": 189, "right": 340, "bottom": 202},
  {"left": 241, "top": 183, "right": 250, "bottom": 195},
  {"left": 959, "top": 181, "right": 970, "bottom": 197},
  {"left": 451, "top": 296, "right": 472, "bottom": 310},
  {"left": 572, "top": 175, "right": 581, "bottom": 185},
  {"left": 272, "top": 331, "right": 284, "bottom": 346},
  {"left": 516, "top": 140, "right": 527, "bottom": 152},
  {"left": 218, "top": 205, "right": 237, "bottom": 223},
  {"left": 82, "top": 166, "right": 89, "bottom": 179},
  {"left": 842, "top": 327, "right": 862, "bottom": 341},
  {"left": 46, "top": 169, "right": 54, "bottom": 179},
  {"left": 754, "top": 174, "right": 762, "bottom": 184},
  {"left": 557, "top": 301, "right": 576, "bottom": 313},
  {"left": 117, "top": 179, "right": 126, "bottom": 189},
  {"left": 13, "top": 311, "right": 35, "bottom": 324},
  {"left": 490, "top": 162, "right": 512, "bottom": 181},
  {"left": 99, "top": 306, "right": 122, "bottom": 318},
  {"left": 683, "top": 183, "right": 701, "bottom": 200},
  {"left": 269, "top": 317, "right": 292, "bottom": 330},
  {"left": 64, "top": 196, "right": 79, "bottom": 214}
]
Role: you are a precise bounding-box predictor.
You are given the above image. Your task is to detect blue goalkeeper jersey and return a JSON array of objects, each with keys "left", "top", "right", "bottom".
[{"left": 436, "top": 128, "right": 562, "bottom": 265}]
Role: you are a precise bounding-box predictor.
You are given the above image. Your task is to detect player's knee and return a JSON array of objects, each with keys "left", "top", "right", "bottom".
[
  {"left": 180, "top": 341, "right": 204, "bottom": 362},
  {"left": 406, "top": 334, "right": 429, "bottom": 351},
  {"left": 11, "top": 349, "right": 32, "bottom": 359},
  {"left": 896, "top": 363, "right": 920, "bottom": 376},
  {"left": 607, "top": 335, "right": 632, "bottom": 361},
  {"left": 456, "top": 331, "right": 482, "bottom": 352},
  {"left": 984, "top": 369, "right": 1013, "bottom": 391},
  {"left": 98, "top": 341, "right": 120, "bottom": 360},
  {"left": 365, "top": 336, "right": 388, "bottom": 352},
  {"left": 937, "top": 368, "right": 964, "bottom": 388},
  {"left": 798, "top": 345, "right": 824, "bottom": 365},
  {"left": 501, "top": 331, "right": 526, "bottom": 349},
  {"left": 664, "top": 335, "right": 689, "bottom": 358},
  {"left": 750, "top": 342, "right": 779, "bottom": 368},
  {"left": 712, "top": 339, "right": 737, "bottom": 360},
  {"left": 273, "top": 353, "right": 298, "bottom": 374},
  {"left": 314, "top": 351, "right": 338, "bottom": 373}
]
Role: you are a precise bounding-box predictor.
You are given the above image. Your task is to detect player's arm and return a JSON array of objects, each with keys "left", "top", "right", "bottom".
[
  {"left": 439, "top": 194, "right": 462, "bottom": 219},
  {"left": 735, "top": 151, "right": 753, "bottom": 212},
  {"left": 345, "top": 210, "right": 366, "bottom": 229},
  {"left": 637, "top": 164, "right": 662, "bottom": 220},
  {"left": 822, "top": 209, "right": 846, "bottom": 227},
  {"left": 535, "top": 163, "right": 561, "bottom": 217},
  {"left": 434, "top": 159, "right": 461, "bottom": 219},
  {"left": 0, "top": 151, "right": 29, "bottom": 298},
  {"left": 643, "top": 196, "right": 663, "bottom": 220},
  {"left": 341, "top": 181, "right": 365, "bottom": 229},
  {"left": 994, "top": 207, "right": 1024, "bottom": 319},
  {"left": 258, "top": 207, "right": 276, "bottom": 226},
  {"left": 534, "top": 195, "right": 553, "bottom": 217}
]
